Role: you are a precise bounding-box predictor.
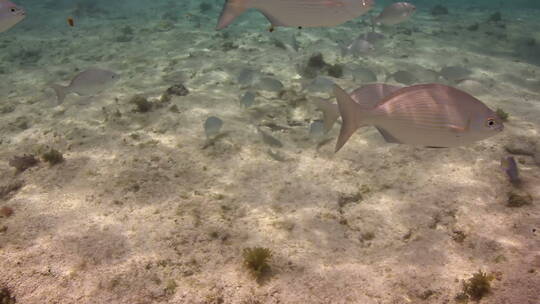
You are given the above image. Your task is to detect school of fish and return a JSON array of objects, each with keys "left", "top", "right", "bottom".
[{"left": 1, "top": 0, "right": 504, "bottom": 153}]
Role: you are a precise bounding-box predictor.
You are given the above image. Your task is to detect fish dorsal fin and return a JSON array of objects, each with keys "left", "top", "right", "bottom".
[
  {"left": 375, "top": 127, "right": 402, "bottom": 143},
  {"left": 258, "top": 9, "right": 287, "bottom": 27}
]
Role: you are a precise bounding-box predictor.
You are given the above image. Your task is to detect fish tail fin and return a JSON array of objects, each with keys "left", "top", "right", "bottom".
[
  {"left": 334, "top": 84, "right": 366, "bottom": 152},
  {"left": 313, "top": 97, "right": 339, "bottom": 133},
  {"left": 216, "top": 0, "right": 251, "bottom": 30},
  {"left": 50, "top": 84, "right": 67, "bottom": 104}
]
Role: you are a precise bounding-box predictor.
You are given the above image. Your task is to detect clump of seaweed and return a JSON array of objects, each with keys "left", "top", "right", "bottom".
[
  {"left": 0, "top": 286, "right": 16, "bottom": 304},
  {"left": 41, "top": 148, "right": 64, "bottom": 165},
  {"left": 327, "top": 64, "right": 344, "bottom": 78},
  {"left": 242, "top": 247, "right": 272, "bottom": 282},
  {"left": 456, "top": 270, "right": 494, "bottom": 302},
  {"left": 9, "top": 154, "right": 39, "bottom": 172},
  {"left": 506, "top": 191, "right": 532, "bottom": 207},
  {"left": 0, "top": 180, "right": 23, "bottom": 200},
  {"left": 130, "top": 95, "right": 153, "bottom": 113},
  {"left": 495, "top": 108, "right": 509, "bottom": 121}
]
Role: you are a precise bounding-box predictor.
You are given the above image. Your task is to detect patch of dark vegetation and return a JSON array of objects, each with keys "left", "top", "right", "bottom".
[
  {"left": 9, "top": 154, "right": 39, "bottom": 173},
  {"left": 488, "top": 12, "right": 502, "bottom": 23},
  {"left": 0, "top": 180, "right": 23, "bottom": 200},
  {"left": 166, "top": 83, "right": 190, "bottom": 96},
  {"left": 327, "top": 64, "right": 344, "bottom": 78},
  {"left": 452, "top": 230, "right": 466, "bottom": 243},
  {"left": 431, "top": 5, "right": 448, "bottom": 16},
  {"left": 456, "top": 270, "right": 494, "bottom": 302},
  {"left": 467, "top": 23, "right": 479, "bottom": 31},
  {"left": 337, "top": 192, "right": 362, "bottom": 209},
  {"left": 130, "top": 95, "right": 153, "bottom": 113},
  {"left": 41, "top": 148, "right": 64, "bottom": 166},
  {"left": 0, "top": 286, "right": 16, "bottom": 304},
  {"left": 199, "top": 2, "right": 212, "bottom": 12},
  {"left": 495, "top": 108, "right": 508, "bottom": 121},
  {"left": 506, "top": 191, "right": 532, "bottom": 208},
  {"left": 242, "top": 247, "right": 272, "bottom": 283}
]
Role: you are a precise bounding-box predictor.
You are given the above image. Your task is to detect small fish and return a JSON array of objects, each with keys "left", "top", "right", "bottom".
[
  {"left": 439, "top": 66, "right": 472, "bottom": 83},
  {"left": 340, "top": 37, "right": 374, "bottom": 58},
  {"left": 0, "top": 0, "right": 25, "bottom": 33},
  {"left": 314, "top": 83, "right": 402, "bottom": 132},
  {"left": 204, "top": 116, "right": 224, "bottom": 139},
  {"left": 363, "top": 31, "right": 385, "bottom": 44},
  {"left": 51, "top": 68, "right": 119, "bottom": 103},
  {"left": 240, "top": 91, "right": 256, "bottom": 107},
  {"left": 309, "top": 120, "right": 326, "bottom": 139},
  {"left": 386, "top": 70, "right": 418, "bottom": 85},
  {"left": 258, "top": 127, "right": 283, "bottom": 147},
  {"left": 334, "top": 83, "right": 504, "bottom": 151},
  {"left": 217, "top": 0, "right": 374, "bottom": 30},
  {"left": 256, "top": 77, "right": 284, "bottom": 92},
  {"left": 304, "top": 76, "right": 335, "bottom": 94},
  {"left": 67, "top": 17, "right": 75, "bottom": 27},
  {"left": 501, "top": 156, "right": 521, "bottom": 186},
  {"left": 373, "top": 2, "right": 416, "bottom": 26}
]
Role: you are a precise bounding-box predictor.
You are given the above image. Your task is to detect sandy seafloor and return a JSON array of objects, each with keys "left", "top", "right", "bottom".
[{"left": 0, "top": 1, "right": 539, "bottom": 303}]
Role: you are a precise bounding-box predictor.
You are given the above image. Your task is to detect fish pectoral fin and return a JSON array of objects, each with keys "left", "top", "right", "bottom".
[
  {"left": 375, "top": 127, "right": 402, "bottom": 144},
  {"left": 448, "top": 119, "right": 471, "bottom": 133}
]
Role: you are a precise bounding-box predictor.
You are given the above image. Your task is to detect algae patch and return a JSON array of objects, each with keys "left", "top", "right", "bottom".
[{"left": 242, "top": 247, "right": 272, "bottom": 283}]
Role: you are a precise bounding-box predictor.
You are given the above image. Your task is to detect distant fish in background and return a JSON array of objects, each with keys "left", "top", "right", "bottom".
[
  {"left": 0, "top": 0, "right": 25, "bottom": 33},
  {"left": 439, "top": 66, "right": 472, "bottom": 83},
  {"left": 373, "top": 2, "right": 416, "bottom": 26},
  {"left": 314, "top": 83, "right": 402, "bottom": 132},
  {"left": 216, "top": 0, "right": 374, "bottom": 30},
  {"left": 50, "top": 68, "right": 119, "bottom": 104},
  {"left": 67, "top": 16, "right": 75, "bottom": 27},
  {"left": 204, "top": 116, "right": 224, "bottom": 139},
  {"left": 340, "top": 37, "right": 374, "bottom": 58},
  {"left": 334, "top": 83, "right": 504, "bottom": 152},
  {"left": 501, "top": 156, "right": 521, "bottom": 186},
  {"left": 386, "top": 70, "right": 418, "bottom": 85}
]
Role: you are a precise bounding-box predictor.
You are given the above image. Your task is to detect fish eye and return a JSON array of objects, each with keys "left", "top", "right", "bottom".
[
  {"left": 10, "top": 8, "right": 16, "bottom": 12},
  {"left": 485, "top": 118, "right": 497, "bottom": 128}
]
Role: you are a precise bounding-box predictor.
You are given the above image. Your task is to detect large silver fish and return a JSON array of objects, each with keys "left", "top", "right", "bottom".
[
  {"left": 334, "top": 83, "right": 504, "bottom": 151},
  {"left": 217, "top": 0, "right": 374, "bottom": 30},
  {"left": 0, "top": 0, "right": 24, "bottom": 33},
  {"left": 373, "top": 2, "right": 415, "bottom": 26},
  {"left": 51, "top": 68, "right": 119, "bottom": 103},
  {"left": 315, "top": 83, "right": 402, "bottom": 132}
]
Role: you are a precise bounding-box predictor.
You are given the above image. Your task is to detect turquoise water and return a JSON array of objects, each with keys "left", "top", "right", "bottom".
[{"left": 1, "top": 1, "right": 539, "bottom": 303}]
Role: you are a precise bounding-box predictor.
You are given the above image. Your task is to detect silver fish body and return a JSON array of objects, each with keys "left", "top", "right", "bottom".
[
  {"left": 373, "top": 2, "right": 415, "bottom": 26},
  {"left": 217, "top": 0, "right": 374, "bottom": 30},
  {"left": 334, "top": 83, "right": 504, "bottom": 151},
  {"left": 51, "top": 68, "right": 119, "bottom": 103},
  {"left": 204, "top": 116, "right": 224, "bottom": 138},
  {"left": 314, "top": 83, "right": 402, "bottom": 132},
  {"left": 0, "top": 0, "right": 25, "bottom": 33}
]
